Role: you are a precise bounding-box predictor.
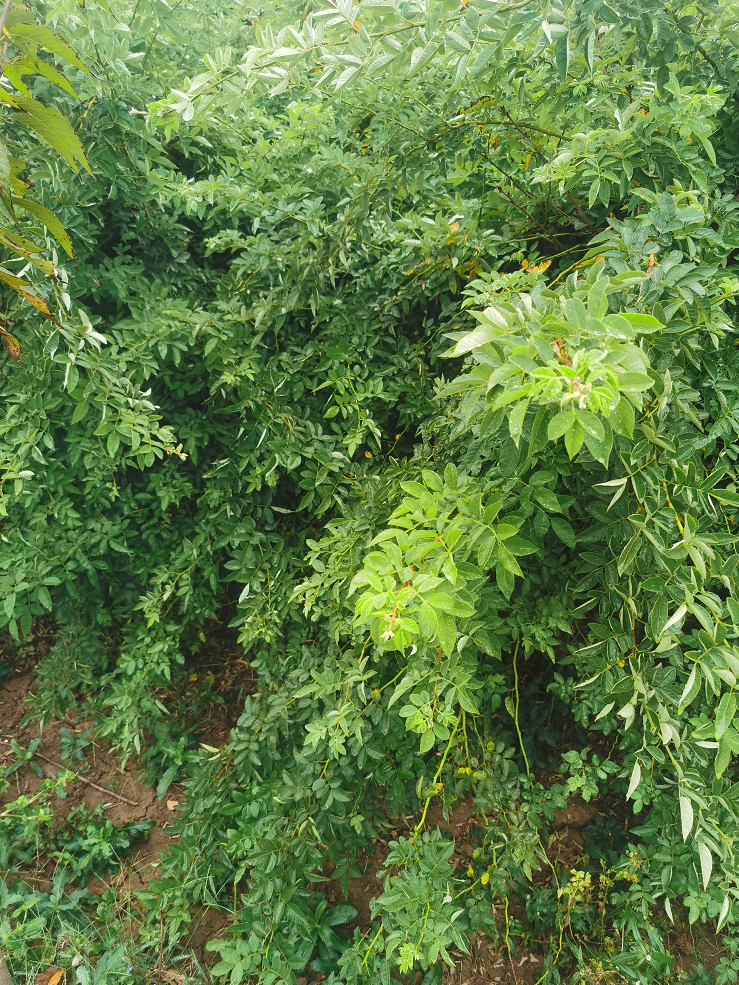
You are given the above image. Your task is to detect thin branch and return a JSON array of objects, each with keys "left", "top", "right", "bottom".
[
  {"left": 499, "top": 189, "right": 565, "bottom": 248},
  {"left": 0, "top": 0, "right": 13, "bottom": 37},
  {"left": 480, "top": 147, "right": 577, "bottom": 226},
  {"left": 468, "top": 116, "right": 571, "bottom": 141},
  {"left": 0, "top": 0, "right": 12, "bottom": 78},
  {"left": 34, "top": 751, "right": 139, "bottom": 806},
  {"left": 480, "top": 149, "right": 536, "bottom": 200},
  {"left": 565, "top": 189, "right": 594, "bottom": 232},
  {"left": 665, "top": 8, "right": 719, "bottom": 72}
]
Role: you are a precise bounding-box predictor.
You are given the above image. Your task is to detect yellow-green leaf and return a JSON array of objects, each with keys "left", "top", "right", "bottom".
[
  {"left": 13, "top": 95, "right": 91, "bottom": 173},
  {"left": 9, "top": 24, "right": 90, "bottom": 75},
  {"left": 19, "top": 199, "right": 74, "bottom": 258}
]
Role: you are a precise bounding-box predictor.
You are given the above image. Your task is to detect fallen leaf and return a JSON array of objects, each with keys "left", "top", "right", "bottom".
[
  {"left": 160, "top": 972, "right": 184, "bottom": 985},
  {"left": 35, "top": 968, "right": 64, "bottom": 985},
  {"left": 166, "top": 800, "right": 179, "bottom": 810}
]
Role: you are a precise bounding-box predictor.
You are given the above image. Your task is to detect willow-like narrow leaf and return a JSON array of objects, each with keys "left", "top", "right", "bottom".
[
  {"left": 594, "top": 701, "right": 614, "bottom": 721},
  {"left": 662, "top": 604, "right": 687, "bottom": 636},
  {"left": 718, "top": 893, "right": 731, "bottom": 931},
  {"left": 698, "top": 842, "right": 713, "bottom": 890},
  {"left": 678, "top": 665, "right": 700, "bottom": 714},
  {"left": 626, "top": 761, "right": 641, "bottom": 799}
]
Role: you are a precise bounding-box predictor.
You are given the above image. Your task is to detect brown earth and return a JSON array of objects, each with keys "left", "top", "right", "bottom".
[
  {"left": 0, "top": 667, "right": 178, "bottom": 891},
  {"left": 1, "top": 660, "right": 728, "bottom": 985}
]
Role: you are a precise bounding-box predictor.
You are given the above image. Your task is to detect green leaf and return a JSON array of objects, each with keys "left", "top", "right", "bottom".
[
  {"left": 422, "top": 470, "right": 443, "bottom": 492},
  {"left": 507, "top": 399, "right": 528, "bottom": 447},
  {"left": 564, "top": 420, "right": 585, "bottom": 458},
  {"left": 617, "top": 533, "right": 641, "bottom": 574},
  {"left": 450, "top": 325, "right": 496, "bottom": 355},
  {"left": 532, "top": 488, "right": 561, "bottom": 513},
  {"left": 436, "top": 611, "right": 457, "bottom": 655},
  {"left": 9, "top": 24, "right": 91, "bottom": 74},
  {"left": 678, "top": 665, "right": 701, "bottom": 714},
  {"left": 698, "top": 842, "right": 713, "bottom": 890},
  {"left": 699, "top": 135, "right": 716, "bottom": 166},
  {"left": 497, "top": 544, "right": 523, "bottom": 577},
  {"left": 4, "top": 591, "right": 15, "bottom": 619},
  {"left": 680, "top": 795, "right": 694, "bottom": 841},
  {"left": 425, "top": 592, "right": 475, "bottom": 617},
  {"left": 728, "top": 597, "right": 739, "bottom": 627},
  {"left": 587, "top": 278, "right": 608, "bottom": 319},
  {"left": 550, "top": 516, "right": 576, "bottom": 548},
  {"left": 33, "top": 58, "right": 81, "bottom": 100},
  {"left": 713, "top": 489, "right": 739, "bottom": 507},
  {"left": 19, "top": 199, "right": 74, "bottom": 258},
  {"left": 548, "top": 410, "right": 576, "bottom": 440},
  {"left": 584, "top": 31, "right": 594, "bottom": 71},
  {"left": 445, "top": 30, "right": 471, "bottom": 52},
  {"left": 715, "top": 692, "right": 737, "bottom": 740},
  {"left": 576, "top": 411, "right": 604, "bottom": 441},
  {"left": 107, "top": 431, "right": 121, "bottom": 457},
  {"left": 13, "top": 95, "right": 91, "bottom": 174},
  {"left": 716, "top": 733, "right": 733, "bottom": 778},
  {"left": 36, "top": 585, "right": 52, "bottom": 611},
  {"left": 554, "top": 33, "right": 569, "bottom": 81},
  {"left": 325, "top": 904, "right": 358, "bottom": 926},
  {"left": 618, "top": 312, "right": 663, "bottom": 333},
  {"left": 505, "top": 536, "right": 538, "bottom": 557}
]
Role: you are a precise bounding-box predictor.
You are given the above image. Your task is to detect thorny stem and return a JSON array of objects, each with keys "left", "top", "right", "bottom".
[
  {"left": 362, "top": 923, "right": 383, "bottom": 969},
  {"left": 504, "top": 896, "right": 513, "bottom": 970},
  {"left": 473, "top": 116, "right": 571, "bottom": 140},
  {"left": 498, "top": 104, "right": 593, "bottom": 231},
  {"left": 513, "top": 641, "right": 530, "bottom": 777},
  {"left": 413, "top": 710, "right": 462, "bottom": 840},
  {"left": 533, "top": 920, "right": 565, "bottom": 985}
]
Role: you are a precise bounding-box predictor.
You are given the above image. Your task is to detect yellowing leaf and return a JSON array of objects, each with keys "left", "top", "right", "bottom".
[
  {"left": 0, "top": 225, "right": 41, "bottom": 254},
  {"left": 0, "top": 326, "right": 21, "bottom": 360},
  {"left": 0, "top": 266, "right": 30, "bottom": 290},
  {"left": 35, "top": 967, "right": 64, "bottom": 985},
  {"left": 18, "top": 288, "right": 58, "bottom": 322}
]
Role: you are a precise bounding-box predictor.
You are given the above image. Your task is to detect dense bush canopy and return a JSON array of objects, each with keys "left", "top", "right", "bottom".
[{"left": 5, "top": 0, "right": 739, "bottom": 982}]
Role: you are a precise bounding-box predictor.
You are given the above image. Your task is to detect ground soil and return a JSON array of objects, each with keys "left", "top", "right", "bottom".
[
  {"left": 0, "top": 666, "right": 178, "bottom": 891},
  {"left": 0, "top": 656, "right": 729, "bottom": 985}
]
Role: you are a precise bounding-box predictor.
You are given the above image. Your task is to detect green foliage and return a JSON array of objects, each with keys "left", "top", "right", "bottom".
[
  {"left": 7, "top": 0, "right": 739, "bottom": 981},
  {"left": 53, "top": 804, "right": 155, "bottom": 883},
  {"left": 0, "top": 0, "right": 92, "bottom": 333}
]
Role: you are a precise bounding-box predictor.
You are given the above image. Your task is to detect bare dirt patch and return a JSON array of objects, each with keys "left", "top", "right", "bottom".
[{"left": 0, "top": 668, "right": 178, "bottom": 889}]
